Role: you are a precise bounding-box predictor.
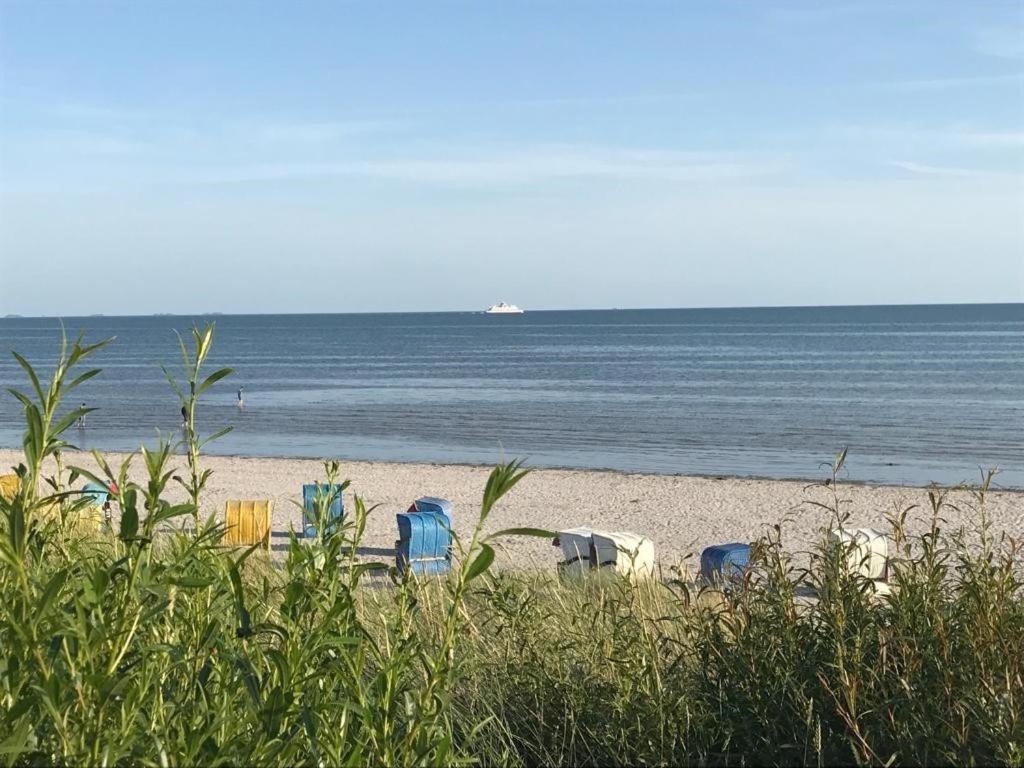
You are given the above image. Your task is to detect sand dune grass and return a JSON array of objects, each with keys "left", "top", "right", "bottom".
[{"left": 1, "top": 327, "right": 1021, "bottom": 766}]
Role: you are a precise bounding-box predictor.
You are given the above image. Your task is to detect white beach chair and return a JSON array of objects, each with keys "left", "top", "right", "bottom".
[
  {"left": 868, "top": 580, "right": 893, "bottom": 599},
  {"left": 556, "top": 527, "right": 595, "bottom": 575},
  {"left": 828, "top": 527, "right": 888, "bottom": 580},
  {"left": 590, "top": 530, "right": 656, "bottom": 579}
]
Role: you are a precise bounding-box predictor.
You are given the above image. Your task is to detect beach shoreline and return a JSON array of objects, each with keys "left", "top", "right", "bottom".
[
  {"left": 3, "top": 448, "right": 1020, "bottom": 571},
  {"left": 3, "top": 440, "right": 1018, "bottom": 492}
]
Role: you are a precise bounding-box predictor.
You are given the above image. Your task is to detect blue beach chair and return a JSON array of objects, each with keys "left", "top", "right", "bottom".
[
  {"left": 302, "top": 483, "right": 345, "bottom": 539},
  {"left": 411, "top": 496, "right": 453, "bottom": 521},
  {"left": 396, "top": 507, "right": 453, "bottom": 576},
  {"left": 82, "top": 482, "right": 110, "bottom": 505},
  {"left": 700, "top": 542, "right": 751, "bottom": 585}
]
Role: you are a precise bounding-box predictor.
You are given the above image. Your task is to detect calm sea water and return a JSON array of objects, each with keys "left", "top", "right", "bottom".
[{"left": 0, "top": 305, "right": 1021, "bottom": 488}]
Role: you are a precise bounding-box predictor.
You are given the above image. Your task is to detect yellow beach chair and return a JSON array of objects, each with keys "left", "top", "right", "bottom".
[
  {"left": 37, "top": 501, "right": 103, "bottom": 533},
  {"left": 224, "top": 500, "right": 272, "bottom": 550},
  {"left": 1, "top": 476, "right": 102, "bottom": 533},
  {"left": 0, "top": 474, "right": 19, "bottom": 503},
  {"left": 76, "top": 505, "right": 105, "bottom": 533},
  {"left": 47, "top": 504, "right": 104, "bottom": 533}
]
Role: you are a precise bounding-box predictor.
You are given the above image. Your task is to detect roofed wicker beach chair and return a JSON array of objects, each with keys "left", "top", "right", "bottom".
[
  {"left": 700, "top": 542, "right": 752, "bottom": 586},
  {"left": 828, "top": 527, "right": 888, "bottom": 581},
  {"left": 82, "top": 482, "right": 110, "bottom": 505},
  {"left": 224, "top": 499, "right": 273, "bottom": 550},
  {"left": 554, "top": 526, "right": 596, "bottom": 575},
  {"left": 38, "top": 495, "right": 104, "bottom": 533},
  {"left": 590, "top": 530, "right": 656, "bottom": 579},
  {"left": 396, "top": 501, "right": 453, "bottom": 576},
  {"left": 0, "top": 473, "right": 19, "bottom": 502},
  {"left": 80, "top": 482, "right": 114, "bottom": 532},
  {"left": 409, "top": 496, "right": 453, "bottom": 521},
  {"left": 302, "top": 483, "right": 345, "bottom": 539},
  {"left": 2, "top": 475, "right": 104, "bottom": 532},
  {"left": 73, "top": 505, "right": 105, "bottom": 533}
]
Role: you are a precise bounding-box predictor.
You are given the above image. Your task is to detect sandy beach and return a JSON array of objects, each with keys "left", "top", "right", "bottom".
[{"left": 3, "top": 448, "right": 1020, "bottom": 572}]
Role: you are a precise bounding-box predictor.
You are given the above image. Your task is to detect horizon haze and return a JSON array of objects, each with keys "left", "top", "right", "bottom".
[{"left": 2, "top": 299, "right": 1024, "bottom": 321}]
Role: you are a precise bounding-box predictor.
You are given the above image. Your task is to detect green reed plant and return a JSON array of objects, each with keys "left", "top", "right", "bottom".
[
  {"left": 295, "top": 461, "right": 350, "bottom": 543},
  {"left": 5, "top": 329, "right": 110, "bottom": 507},
  {"left": 2, "top": 332, "right": 1023, "bottom": 767},
  {"left": 383, "top": 452, "right": 1022, "bottom": 767},
  {"left": 162, "top": 322, "right": 233, "bottom": 529},
  {"left": 0, "top": 330, "right": 542, "bottom": 766}
]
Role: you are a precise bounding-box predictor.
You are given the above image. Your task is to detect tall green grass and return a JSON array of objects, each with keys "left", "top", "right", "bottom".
[{"left": 1, "top": 329, "right": 1021, "bottom": 766}]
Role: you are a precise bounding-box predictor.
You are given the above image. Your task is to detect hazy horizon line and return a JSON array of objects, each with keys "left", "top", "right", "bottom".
[{"left": 2, "top": 299, "right": 1022, "bottom": 321}]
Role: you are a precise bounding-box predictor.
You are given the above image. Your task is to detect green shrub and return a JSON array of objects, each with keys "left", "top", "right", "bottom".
[{"left": 1, "top": 330, "right": 1021, "bottom": 766}]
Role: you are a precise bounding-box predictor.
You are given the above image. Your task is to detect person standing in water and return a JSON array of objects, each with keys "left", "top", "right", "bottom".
[
  {"left": 77, "top": 402, "right": 87, "bottom": 429},
  {"left": 180, "top": 405, "right": 188, "bottom": 428},
  {"left": 237, "top": 386, "right": 244, "bottom": 407}
]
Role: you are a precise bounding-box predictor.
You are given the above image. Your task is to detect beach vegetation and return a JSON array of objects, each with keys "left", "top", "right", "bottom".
[
  {"left": 0, "top": 331, "right": 1021, "bottom": 766},
  {"left": 161, "top": 323, "right": 233, "bottom": 529}
]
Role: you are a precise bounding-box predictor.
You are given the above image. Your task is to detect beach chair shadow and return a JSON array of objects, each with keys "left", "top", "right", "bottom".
[{"left": 356, "top": 545, "right": 395, "bottom": 557}]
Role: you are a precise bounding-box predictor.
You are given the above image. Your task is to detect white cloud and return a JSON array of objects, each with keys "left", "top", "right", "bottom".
[
  {"left": 883, "top": 72, "right": 1024, "bottom": 91},
  {"left": 973, "top": 27, "right": 1024, "bottom": 60},
  {"left": 957, "top": 130, "right": 1024, "bottom": 148},
  {"left": 23, "top": 95, "right": 404, "bottom": 150},
  {"left": 245, "top": 120, "right": 406, "bottom": 145},
  {"left": 191, "top": 145, "right": 788, "bottom": 186},
  {"left": 492, "top": 92, "right": 705, "bottom": 108},
  {"left": 888, "top": 160, "right": 1021, "bottom": 178},
  {"left": 837, "top": 123, "right": 1024, "bottom": 150},
  {"left": 763, "top": 4, "right": 875, "bottom": 25},
  {"left": 29, "top": 129, "right": 149, "bottom": 156}
]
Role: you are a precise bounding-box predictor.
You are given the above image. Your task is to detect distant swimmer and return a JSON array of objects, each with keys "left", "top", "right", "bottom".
[{"left": 237, "top": 386, "right": 244, "bottom": 407}]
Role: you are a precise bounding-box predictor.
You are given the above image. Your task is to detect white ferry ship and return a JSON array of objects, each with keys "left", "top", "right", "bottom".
[{"left": 484, "top": 302, "right": 524, "bottom": 314}]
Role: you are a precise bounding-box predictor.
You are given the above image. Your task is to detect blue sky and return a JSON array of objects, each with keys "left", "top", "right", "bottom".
[{"left": 1, "top": 0, "right": 1022, "bottom": 315}]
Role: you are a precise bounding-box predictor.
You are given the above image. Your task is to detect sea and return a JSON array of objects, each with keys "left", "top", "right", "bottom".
[{"left": 0, "top": 304, "right": 1021, "bottom": 488}]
